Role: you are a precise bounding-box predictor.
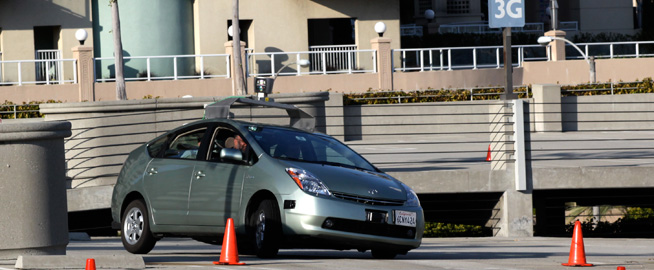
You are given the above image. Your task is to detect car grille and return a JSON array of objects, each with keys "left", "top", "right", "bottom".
[
  {"left": 331, "top": 192, "right": 405, "bottom": 206},
  {"left": 322, "top": 218, "right": 416, "bottom": 239}
]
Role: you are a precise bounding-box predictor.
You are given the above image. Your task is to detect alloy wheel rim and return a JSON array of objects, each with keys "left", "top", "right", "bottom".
[
  {"left": 255, "top": 211, "right": 266, "bottom": 248},
  {"left": 124, "top": 207, "right": 144, "bottom": 245}
]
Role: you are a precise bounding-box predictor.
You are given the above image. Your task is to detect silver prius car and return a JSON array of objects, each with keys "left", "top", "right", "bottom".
[{"left": 111, "top": 101, "right": 424, "bottom": 259}]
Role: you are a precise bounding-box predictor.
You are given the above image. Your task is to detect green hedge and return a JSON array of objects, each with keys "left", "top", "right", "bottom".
[
  {"left": 423, "top": 222, "right": 491, "bottom": 237},
  {"left": 0, "top": 100, "right": 61, "bottom": 119},
  {"left": 344, "top": 78, "right": 654, "bottom": 105}
]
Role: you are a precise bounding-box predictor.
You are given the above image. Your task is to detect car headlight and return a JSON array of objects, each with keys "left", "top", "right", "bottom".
[
  {"left": 286, "top": 168, "right": 331, "bottom": 197},
  {"left": 402, "top": 183, "right": 421, "bottom": 207}
]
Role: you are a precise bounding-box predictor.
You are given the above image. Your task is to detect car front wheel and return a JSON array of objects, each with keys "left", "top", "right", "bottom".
[
  {"left": 121, "top": 200, "right": 156, "bottom": 254},
  {"left": 249, "top": 199, "right": 281, "bottom": 258}
]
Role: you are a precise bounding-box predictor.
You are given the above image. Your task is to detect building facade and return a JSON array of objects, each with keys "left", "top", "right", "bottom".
[
  {"left": 1, "top": 0, "right": 402, "bottom": 84},
  {"left": 402, "top": 0, "right": 638, "bottom": 35}
]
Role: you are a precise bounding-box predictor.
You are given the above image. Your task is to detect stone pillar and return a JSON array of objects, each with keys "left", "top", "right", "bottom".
[
  {"left": 494, "top": 189, "right": 534, "bottom": 237},
  {"left": 544, "top": 30, "right": 567, "bottom": 61},
  {"left": 532, "top": 84, "right": 562, "bottom": 132},
  {"left": 324, "top": 92, "right": 345, "bottom": 141},
  {"left": 488, "top": 100, "right": 534, "bottom": 237},
  {"left": 72, "top": 46, "right": 95, "bottom": 102},
  {"left": 225, "top": 41, "right": 247, "bottom": 95},
  {"left": 0, "top": 121, "right": 72, "bottom": 259},
  {"left": 370, "top": 38, "right": 393, "bottom": 91}
]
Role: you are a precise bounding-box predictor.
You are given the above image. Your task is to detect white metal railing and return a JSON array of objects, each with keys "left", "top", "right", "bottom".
[
  {"left": 94, "top": 54, "right": 230, "bottom": 82},
  {"left": 309, "top": 45, "right": 359, "bottom": 73},
  {"left": 0, "top": 59, "right": 77, "bottom": 86},
  {"left": 247, "top": 49, "right": 376, "bottom": 77},
  {"left": 439, "top": 22, "right": 545, "bottom": 34},
  {"left": 393, "top": 45, "right": 547, "bottom": 72},
  {"left": 438, "top": 21, "right": 579, "bottom": 34},
  {"left": 35, "top": 49, "right": 63, "bottom": 83},
  {"left": 555, "top": 41, "right": 654, "bottom": 60},
  {"left": 401, "top": 24, "right": 424, "bottom": 37}
]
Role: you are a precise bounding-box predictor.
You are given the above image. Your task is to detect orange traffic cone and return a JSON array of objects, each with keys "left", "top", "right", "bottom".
[
  {"left": 213, "top": 218, "right": 246, "bottom": 265},
  {"left": 617, "top": 267, "right": 626, "bottom": 270},
  {"left": 85, "top": 258, "right": 96, "bottom": 270},
  {"left": 562, "top": 220, "right": 593, "bottom": 267},
  {"left": 485, "top": 144, "right": 491, "bottom": 162}
]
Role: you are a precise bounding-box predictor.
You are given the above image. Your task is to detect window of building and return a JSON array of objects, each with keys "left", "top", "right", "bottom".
[
  {"left": 33, "top": 26, "right": 62, "bottom": 82},
  {"left": 447, "top": 0, "right": 470, "bottom": 14},
  {"left": 227, "top": 20, "right": 252, "bottom": 46}
]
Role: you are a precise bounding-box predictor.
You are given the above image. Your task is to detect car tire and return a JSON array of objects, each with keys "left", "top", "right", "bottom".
[
  {"left": 121, "top": 200, "right": 157, "bottom": 254},
  {"left": 371, "top": 249, "right": 398, "bottom": 259},
  {"left": 249, "top": 199, "right": 281, "bottom": 258}
]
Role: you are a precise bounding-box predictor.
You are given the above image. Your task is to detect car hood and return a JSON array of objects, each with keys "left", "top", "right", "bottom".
[{"left": 280, "top": 160, "right": 407, "bottom": 201}]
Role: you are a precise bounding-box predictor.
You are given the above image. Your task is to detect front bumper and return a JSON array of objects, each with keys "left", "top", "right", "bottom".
[{"left": 281, "top": 191, "right": 424, "bottom": 250}]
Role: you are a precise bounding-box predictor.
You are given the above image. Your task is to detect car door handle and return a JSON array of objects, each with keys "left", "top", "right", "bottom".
[
  {"left": 148, "top": 168, "right": 158, "bottom": 175},
  {"left": 196, "top": 171, "right": 206, "bottom": 179}
]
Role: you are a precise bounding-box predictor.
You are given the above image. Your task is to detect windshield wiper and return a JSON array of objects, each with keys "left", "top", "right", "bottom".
[{"left": 275, "top": 156, "right": 373, "bottom": 172}]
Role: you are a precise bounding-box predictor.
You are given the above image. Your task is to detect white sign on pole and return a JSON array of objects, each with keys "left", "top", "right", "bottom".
[{"left": 489, "top": 0, "right": 525, "bottom": 28}]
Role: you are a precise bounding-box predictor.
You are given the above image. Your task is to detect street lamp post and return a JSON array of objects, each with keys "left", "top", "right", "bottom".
[{"left": 538, "top": 36, "right": 596, "bottom": 83}]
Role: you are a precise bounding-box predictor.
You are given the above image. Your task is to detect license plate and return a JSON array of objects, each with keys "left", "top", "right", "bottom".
[{"left": 394, "top": 210, "right": 417, "bottom": 227}]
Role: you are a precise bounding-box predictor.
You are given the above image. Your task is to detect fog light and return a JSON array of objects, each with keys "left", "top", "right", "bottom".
[
  {"left": 406, "top": 229, "right": 414, "bottom": 238},
  {"left": 323, "top": 219, "right": 334, "bottom": 228}
]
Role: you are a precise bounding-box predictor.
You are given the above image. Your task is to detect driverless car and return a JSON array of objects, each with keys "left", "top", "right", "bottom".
[{"left": 111, "top": 98, "right": 424, "bottom": 259}]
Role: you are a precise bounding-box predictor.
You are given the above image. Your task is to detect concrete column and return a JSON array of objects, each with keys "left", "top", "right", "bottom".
[
  {"left": 225, "top": 41, "right": 247, "bottom": 95},
  {"left": 544, "top": 30, "right": 567, "bottom": 61},
  {"left": 370, "top": 38, "right": 393, "bottom": 91},
  {"left": 494, "top": 189, "right": 534, "bottom": 237},
  {"left": 72, "top": 46, "right": 95, "bottom": 102},
  {"left": 325, "top": 93, "right": 345, "bottom": 141},
  {"left": 532, "top": 84, "right": 562, "bottom": 132},
  {"left": 0, "top": 121, "right": 72, "bottom": 259}
]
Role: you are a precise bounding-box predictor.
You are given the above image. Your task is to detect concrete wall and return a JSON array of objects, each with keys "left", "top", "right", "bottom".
[{"left": 562, "top": 92, "right": 654, "bottom": 131}]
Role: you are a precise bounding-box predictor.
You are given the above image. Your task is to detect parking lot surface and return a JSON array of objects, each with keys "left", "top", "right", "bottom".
[{"left": 2, "top": 237, "right": 653, "bottom": 269}]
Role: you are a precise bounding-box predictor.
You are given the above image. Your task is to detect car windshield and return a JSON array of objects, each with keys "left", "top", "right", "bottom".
[{"left": 248, "top": 126, "right": 377, "bottom": 172}]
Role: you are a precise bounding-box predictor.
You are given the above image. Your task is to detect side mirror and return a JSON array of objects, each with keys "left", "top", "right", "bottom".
[{"left": 220, "top": 148, "right": 243, "bottom": 162}]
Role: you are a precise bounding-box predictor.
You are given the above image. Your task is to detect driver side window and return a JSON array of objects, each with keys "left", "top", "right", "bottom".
[{"left": 207, "top": 126, "right": 254, "bottom": 164}]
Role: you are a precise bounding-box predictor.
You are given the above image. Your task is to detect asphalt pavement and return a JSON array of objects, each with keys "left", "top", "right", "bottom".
[{"left": 2, "top": 236, "right": 653, "bottom": 269}]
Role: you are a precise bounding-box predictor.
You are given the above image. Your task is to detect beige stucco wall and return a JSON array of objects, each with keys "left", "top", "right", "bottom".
[
  {"left": 193, "top": 0, "right": 401, "bottom": 55},
  {"left": 0, "top": 0, "right": 93, "bottom": 82},
  {"left": 522, "top": 58, "right": 654, "bottom": 85}
]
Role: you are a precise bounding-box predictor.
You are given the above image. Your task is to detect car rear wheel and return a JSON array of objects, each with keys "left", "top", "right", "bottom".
[
  {"left": 249, "top": 199, "right": 281, "bottom": 258},
  {"left": 121, "top": 200, "right": 156, "bottom": 254}
]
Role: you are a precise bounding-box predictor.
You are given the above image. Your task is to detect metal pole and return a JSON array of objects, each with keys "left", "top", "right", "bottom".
[{"left": 502, "top": 27, "right": 516, "bottom": 100}]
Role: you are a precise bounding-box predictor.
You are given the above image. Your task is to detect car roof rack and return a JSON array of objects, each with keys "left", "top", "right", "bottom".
[{"left": 204, "top": 97, "right": 316, "bottom": 132}]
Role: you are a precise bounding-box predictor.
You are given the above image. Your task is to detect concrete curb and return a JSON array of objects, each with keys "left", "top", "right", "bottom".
[{"left": 15, "top": 254, "right": 145, "bottom": 269}]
